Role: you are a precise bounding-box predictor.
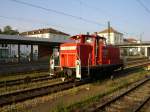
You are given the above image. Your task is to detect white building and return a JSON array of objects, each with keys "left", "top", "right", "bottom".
[
  {"left": 97, "top": 27, "right": 123, "bottom": 45},
  {"left": 20, "top": 28, "right": 70, "bottom": 41}
]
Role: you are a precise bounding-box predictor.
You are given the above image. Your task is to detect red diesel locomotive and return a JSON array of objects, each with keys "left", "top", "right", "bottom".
[{"left": 50, "top": 34, "right": 123, "bottom": 79}]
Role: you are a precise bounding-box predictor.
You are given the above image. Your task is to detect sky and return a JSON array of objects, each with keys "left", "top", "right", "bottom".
[{"left": 0, "top": 0, "right": 150, "bottom": 41}]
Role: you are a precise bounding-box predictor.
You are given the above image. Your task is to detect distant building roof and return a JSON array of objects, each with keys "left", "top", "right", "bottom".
[
  {"left": 124, "top": 38, "right": 138, "bottom": 43},
  {"left": 20, "top": 28, "right": 70, "bottom": 36},
  {"left": 0, "top": 34, "right": 74, "bottom": 44},
  {"left": 98, "top": 27, "right": 123, "bottom": 34}
]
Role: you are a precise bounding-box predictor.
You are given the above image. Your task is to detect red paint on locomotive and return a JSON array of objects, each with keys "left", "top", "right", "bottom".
[{"left": 58, "top": 34, "right": 123, "bottom": 79}]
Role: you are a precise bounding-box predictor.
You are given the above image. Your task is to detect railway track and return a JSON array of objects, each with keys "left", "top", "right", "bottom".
[
  {"left": 125, "top": 60, "right": 150, "bottom": 69},
  {"left": 87, "top": 76, "right": 150, "bottom": 112},
  {"left": 1, "top": 60, "right": 150, "bottom": 88},
  {"left": 0, "top": 60, "right": 149, "bottom": 107},
  {"left": 126, "top": 57, "right": 148, "bottom": 62},
  {"left": 112, "top": 60, "right": 150, "bottom": 79},
  {"left": 126, "top": 58, "right": 150, "bottom": 66},
  {"left": 0, "top": 74, "right": 53, "bottom": 88},
  {"left": 0, "top": 79, "right": 89, "bottom": 107}
]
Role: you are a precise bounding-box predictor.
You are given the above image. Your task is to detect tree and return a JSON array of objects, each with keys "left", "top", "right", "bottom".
[
  {"left": 0, "top": 28, "right": 2, "bottom": 34},
  {"left": 3, "top": 26, "right": 12, "bottom": 33},
  {"left": 3, "top": 25, "right": 19, "bottom": 35}
]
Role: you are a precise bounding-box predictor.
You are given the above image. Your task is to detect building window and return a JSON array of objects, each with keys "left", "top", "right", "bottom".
[
  {"left": 0, "top": 49, "right": 9, "bottom": 58},
  {"left": 2, "top": 44, "right": 7, "bottom": 47},
  {"left": 12, "top": 44, "right": 15, "bottom": 47}
]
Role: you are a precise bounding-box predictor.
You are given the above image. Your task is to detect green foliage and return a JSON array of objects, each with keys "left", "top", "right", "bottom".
[
  {"left": 0, "top": 25, "right": 19, "bottom": 35},
  {"left": 53, "top": 101, "right": 68, "bottom": 112}
]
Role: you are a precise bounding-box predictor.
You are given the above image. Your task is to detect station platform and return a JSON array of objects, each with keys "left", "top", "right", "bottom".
[{"left": 0, "top": 62, "right": 49, "bottom": 75}]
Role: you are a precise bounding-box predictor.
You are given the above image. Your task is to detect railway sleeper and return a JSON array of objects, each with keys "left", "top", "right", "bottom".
[
  {"left": 112, "top": 99, "right": 131, "bottom": 105},
  {"left": 109, "top": 103, "right": 126, "bottom": 109},
  {"left": 124, "top": 96, "right": 145, "bottom": 102},
  {"left": 104, "top": 106, "right": 126, "bottom": 112}
]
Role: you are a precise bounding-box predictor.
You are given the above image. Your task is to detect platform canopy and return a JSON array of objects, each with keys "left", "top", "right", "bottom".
[{"left": 0, "top": 34, "right": 74, "bottom": 46}]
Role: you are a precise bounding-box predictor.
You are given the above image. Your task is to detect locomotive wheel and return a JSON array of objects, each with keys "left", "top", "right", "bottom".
[{"left": 67, "top": 69, "right": 73, "bottom": 76}]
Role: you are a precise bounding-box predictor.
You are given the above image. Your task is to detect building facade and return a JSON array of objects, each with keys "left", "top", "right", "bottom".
[
  {"left": 0, "top": 43, "right": 38, "bottom": 63},
  {"left": 19, "top": 28, "right": 70, "bottom": 63},
  {"left": 0, "top": 28, "right": 70, "bottom": 63},
  {"left": 122, "top": 38, "right": 143, "bottom": 56},
  {"left": 97, "top": 27, "right": 123, "bottom": 45},
  {"left": 20, "top": 28, "right": 70, "bottom": 41}
]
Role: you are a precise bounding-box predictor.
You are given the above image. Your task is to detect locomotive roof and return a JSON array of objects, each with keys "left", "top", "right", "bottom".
[{"left": 70, "top": 34, "right": 106, "bottom": 40}]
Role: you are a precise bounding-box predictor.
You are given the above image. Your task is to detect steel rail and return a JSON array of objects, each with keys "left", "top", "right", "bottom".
[
  {"left": 89, "top": 77, "right": 150, "bottom": 112},
  {"left": 0, "top": 74, "right": 52, "bottom": 88},
  {"left": 134, "top": 94, "right": 150, "bottom": 112},
  {"left": 0, "top": 79, "right": 89, "bottom": 107}
]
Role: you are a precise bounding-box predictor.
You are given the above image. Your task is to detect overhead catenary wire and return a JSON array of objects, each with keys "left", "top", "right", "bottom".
[
  {"left": 76, "top": 0, "right": 130, "bottom": 23},
  {"left": 0, "top": 15, "right": 66, "bottom": 30},
  {"left": 136, "top": 0, "right": 150, "bottom": 14},
  {"left": 76, "top": 0, "right": 142, "bottom": 38},
  {"left": 0, "top": 15, "right": 42, "bottom": 23},
  {"left": 76, "top": 0, "right": 109, "bottom": 17},
  {"left": 0, "top": 15, "right": 86, "bottom": 34},
  {"left": 9, "top": 0, "right": 105, "bottom": 27},
  {"left": 5, "top": 0, "right": 143, "bottom": 38}
]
